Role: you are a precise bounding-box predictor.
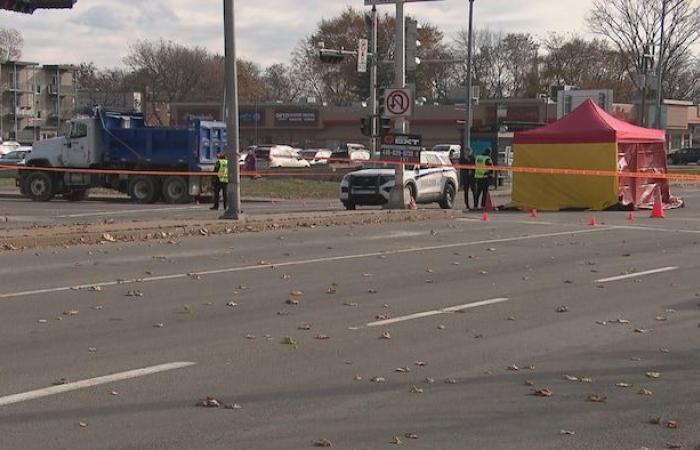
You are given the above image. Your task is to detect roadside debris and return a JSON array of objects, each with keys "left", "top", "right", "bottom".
[
  {"left": 196, "top": 396, "right": 221, "bottom": 408},
  {"left": 281, "top": 336, "right": 297, "bottom": 345},
  {"left": 556, "top": 306, "right": 569, "bottom": 313},
  {"left": 645, "top": 372, "right": 661, "bottom": 379},
  {"left": 313, "top": 438, "right": 332, "bottom": 447},
  {"left": 586, "top": 394, "right": 607, "bottom": 403},
  {"left": 371, "top": 376, "right": 385, "bottom": 384},
  {"left": 560, "top": 429, "right": 575, "bottom": 436},
  {"left": 380, "top": 331, "right": 392, "bottom": 340},
  {"left": 533, "top": 388, "right": 553, "bottom": 397}
]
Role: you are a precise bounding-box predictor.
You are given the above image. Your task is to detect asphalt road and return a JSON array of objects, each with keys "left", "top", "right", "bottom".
[{"left": 1, "top": 206, "right": 700, "bottom": 449}]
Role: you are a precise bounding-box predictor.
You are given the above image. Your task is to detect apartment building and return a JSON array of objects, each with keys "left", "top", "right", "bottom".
[{"left": 0, "top": 61, "right": 77, "bottom": 143}]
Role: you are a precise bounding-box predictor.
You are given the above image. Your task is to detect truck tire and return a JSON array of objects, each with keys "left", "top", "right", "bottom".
[
  {"left": 438, "top": 182, "right": 456, "bottom": 210},
  {"left": 128, "top": 176, "right": 160, "bottom": 204},
  {"left": 162, "top": 176, "right": 191, "bottom": 204},
  {"left": 26, "top": 172, "right": 55, "bottom": 202},
  {"left": 65, "top": 189, "right": 88, "bottom": 202}
]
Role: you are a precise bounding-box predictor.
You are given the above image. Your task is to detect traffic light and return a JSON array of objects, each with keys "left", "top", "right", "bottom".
[
  {"left": 318, "top": 49, "right": 345, "bottom": 64},
  {"left": 378, "top": 90, "right": 386, "bottom": 118},
  {"left": 405, "top": 18, "right": 421, "bottom": 72},
  {"left": 379, "top": 118, "right": 392, "bottom": 136},
  {"left": 360, "top": 116, "right": 371, "bottom": 137}
]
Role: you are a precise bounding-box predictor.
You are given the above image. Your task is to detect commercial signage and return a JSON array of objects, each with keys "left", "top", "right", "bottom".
[
  {"left": 239, "top": 109, "right": 265, "bottom": 126},
  {"left": 273, "top": 109, "right": 319, "bottom": 127},
  {"left": 380, "top": 133, "right": 422, "bottom": 163},
  {"left": 357, "top": 38, "right": 369, "bottom": 73}
]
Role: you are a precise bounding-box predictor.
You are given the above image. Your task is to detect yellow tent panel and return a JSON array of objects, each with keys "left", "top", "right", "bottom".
[{"left": 511, "top": 143, "right": 619, "bottom": 211}]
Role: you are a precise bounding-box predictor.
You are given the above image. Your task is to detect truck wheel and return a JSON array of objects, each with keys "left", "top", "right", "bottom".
[
  {"left": 343, "top": 201, "right": 356, "bottom": 210},
  {"left": 65, "top": 189, "right": 88, "bottom": 202},
  {"left": 439, "top": 183, "right": 456, "bottom": 210},
  {"left": 162, "top": 176, "right": 191, "bottom": 204},
  {"left": 128, "top": 176, "right": 159, "bottom": 204},
  {"left": 26, "top": 172, "right": 55, "bottom": 202}
]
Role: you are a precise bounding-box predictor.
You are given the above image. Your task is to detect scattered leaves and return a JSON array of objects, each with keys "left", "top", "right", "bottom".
[
  {"left": 533, "top": 388, "right": 553, "bottom": 397},
  {"left": 79, "top": 421, "right": 88, "bottom": 428},
  {"left": 646, "top": 372, "right": 661, "bottom": 379},
  {"left": 556, "top": 306, "right": 569, "bottom": 313},
  {"left": 404, "top": 433, "right": 419, "bottom": 440},
  {"left": 224, "top": 403, "right": 242, "bottom": 410},
  {"left": 634, "top": 328, "right": 652, "bottom": 334},
  {"left": 314, "top": 334, "right": 330, "bottom": 340},
  {"left": 226, "top": 301, "right": 238, "bottom": 307},
  {"left": 444, "top": 378, "right": 457, "bottom": 384},
  {"left": 313, "top": 438, "right": 332, "bottom": 447},
  {"left": 638, "top": 388, "right": 653, "bottom": 396},
  {"left": 390, "top": 436, "right": 402, "bottom": 445},
  {"left": 380, "top": 331, "right": 392, "bottom": 340},
  {"left": 616, "top": 382, "right": 633, "bottom": 388},
  {"left": 587, "top": 394, "right": 607, "bottom": 403},
  {"left": 424, "top": 377, "right": 435, "bottom": 384},
  {"left": 197, "top": 396, "right": 221, "bottom": 408},
  {"left": 126, "top": 290, "right": 143, "bottom": 297},
  {"left": 666, "top": 420, "right": 678, "bottom": 429},
  {"left": 281, "top": 336, "right": 297, "bottom": 345},
  {"left": 298, "top": 324, "right": 312, "bottom": 331},
  {"left": 52, "top": 378, "right": 69, "bottom": 386},
  {"left": 560, "top": 429, "right": 576, "bottom": 436},
  {"left": 409, "top": 385, "right": 423, "bottom": 394},
  {"left": 153, "top": 322, "right": 164, "bottom": 328},
  {"left": 371, "top": 376, "right": 386, "bottom": 384},
  {"left": 437, "top": 324, "right": 446, "bottom": 330}
]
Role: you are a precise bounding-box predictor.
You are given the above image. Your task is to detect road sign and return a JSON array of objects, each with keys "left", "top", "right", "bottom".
[
  {"left": 383, "top": 88, "right": 412, "bottom": 118},
  {"left": 357, "top": 39, "right": 368, "bottom": 73},
  {"left": 364, "top": 0, "right": 444, "bottom": 5},
  {"left": 380, "top": 133, "right": 422, "bottom": 163}
]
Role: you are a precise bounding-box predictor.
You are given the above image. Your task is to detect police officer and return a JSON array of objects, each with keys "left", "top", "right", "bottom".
[
  {"left": 459, "top": 147, "right": 476, "bottom": 211},
  {"left": 211, "top": 151, "right": 229, "bottom": 210},
  {"left": 474, "top": 149, "right": 494, "bottom": 209}
]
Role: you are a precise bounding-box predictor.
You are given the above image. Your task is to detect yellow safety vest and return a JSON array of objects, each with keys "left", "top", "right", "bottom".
[
  {"left": 475, "top": 155, "right": 492, "bottom": 179},
  {"left": 217, "top": 159, "right": 229, "bottom": 183}
]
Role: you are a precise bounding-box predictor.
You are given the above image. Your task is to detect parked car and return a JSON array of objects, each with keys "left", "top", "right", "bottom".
[
  {"left": 0, "top": 149, "right": 30, "bottom": 178},
  {"left": 668, "top": 147, "right": 700, "bottom": 165},
  {"left": 339, "top": 151, "right": 458, "bottom": 210},
  {"left": 300, "top": 148, "right": 332, "bottom": 165},
  {"left": 0, "top": 141, "right": 23, "bottom": 156},
  {"left": 255, "top": 145, "right": 311, "bottom": 169},
  {"left": 331, "top": 143, "right": 370, "bottom": 163},
  {"left": 432, "top": 144, "right": 461, "bottom": 160}
]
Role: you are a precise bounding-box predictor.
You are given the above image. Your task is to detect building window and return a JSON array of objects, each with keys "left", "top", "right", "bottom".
[
  {"left": 564, "top": 96, "right": 572, "bottom": 114},
  {"left": 598, "top": 93, "right": 606, "bottom": 108},
  {"left": 36, "top": 85, "right": 41, "bottom": 94}
]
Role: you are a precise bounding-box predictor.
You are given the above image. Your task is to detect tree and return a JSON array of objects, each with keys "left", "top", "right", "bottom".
[
  {"left": 76, "top": 62, "right": 135, "bottom": 108},
  {"left": 587, "top": 0, "right": 700, "bottom": 93},
  {"left": 263, "top": 63, "right": 304, "bottom": 103},
  {"left": 0, "top": 27, "right": 23, "bottom": 61}
]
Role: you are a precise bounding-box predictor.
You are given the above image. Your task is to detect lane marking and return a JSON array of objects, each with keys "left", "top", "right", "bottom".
[
  {"left": 0, "top": 362, "right": 196, "bottom": 407},
  {"left": 355, "top": 297, "right": 510, "bottom": 329},
  {"left": 595, "top": 266, "right": 679, "bottom": 283},
  {"left": 0, "top": 227, "right": 610, "bottom": 300},
  {"left": 56, "top": 206, "right": 202, "bottom": 218}
]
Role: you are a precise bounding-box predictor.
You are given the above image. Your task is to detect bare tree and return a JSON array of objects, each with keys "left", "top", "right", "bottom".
[
  {"left": 263, "top": 63, "right": 304, "bottom": 103},
  {"left": 0, "top": 27, "right": 23, "bottom": 61},
  {"left": 587, "top": 0, "right": 700, "bottom": 90}
]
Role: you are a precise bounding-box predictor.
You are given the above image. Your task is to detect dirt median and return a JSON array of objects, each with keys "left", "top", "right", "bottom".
[{"left": 0, "top": 209, "right": 456, "bottom": 251}]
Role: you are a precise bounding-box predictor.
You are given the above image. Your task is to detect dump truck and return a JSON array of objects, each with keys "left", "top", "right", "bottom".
[{"left": 18, "top": 107, "right": 224, "bottom": 203}]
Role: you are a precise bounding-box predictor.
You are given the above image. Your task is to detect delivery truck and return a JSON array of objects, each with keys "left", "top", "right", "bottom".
[{"left": 18, "top": 107, "right": 225, "bottom": 203}]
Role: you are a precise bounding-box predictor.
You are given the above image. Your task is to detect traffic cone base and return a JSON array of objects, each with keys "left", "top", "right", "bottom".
[
  {"left": 484, "top": 192, "right": 494, "bottom": 212},
  {"left": 588, "top": 216, "right": 598, "bottom": 226},
  {"left": 627, "top": 211, "right": 634, "bottom": 222},
  {"left": 481, "top": 211, "right": 489, "bottom": 221},
  {"left": 651, "top": 200, "right": 665, "bottom": 219},
  {"left": 531, "top": 209, "right": 538, "bottom": 218}
]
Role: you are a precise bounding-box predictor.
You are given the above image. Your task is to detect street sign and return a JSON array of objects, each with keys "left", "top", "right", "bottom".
[
  {"left": 364, "top": 0, "right": 444, "bottom": 4},
  {"left": 357, "top": 38, "right": 369, "bottom": 73},
  {"left": 380, "top": 133, "right": 422, "bottom": 163},
  {"left": 383, "top": 88, "right": 413, "bottom": 118}
]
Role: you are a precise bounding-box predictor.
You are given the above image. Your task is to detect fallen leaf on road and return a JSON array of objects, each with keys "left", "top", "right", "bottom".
[
  {"left": 368, "top": 289, "right": 377, "bottom": 294},
  {"left": 153, "top": 323, "right": 164, "bottom": 328},
  {"left": 415, "top": 361, "right": 427, "bottom": 367},
  {"left": 563, "top": 375, "right": 579, "bottom": 382},
  {"left": 245, "top": 334, "right": 256, "bottom": 340},
  {"left": 395, "top": 367, "right": 411, "bottom": 373},
  {"left": 507, "top": 364, "right": 520, "bottom": 371},
  {"left": 444, "top": 378, "right": 457, "bottom": 384},
  {"left": 638, "top": 388, "right": 653, "bottom": 396},
  {"left": 126, "top": 290, "right": 143, "bottom": 297},
  {"left": 424, "top": 377, "right": 435, "bottom": 384},
  {"left": 616, "top": 382, "right": 633, "bottom": 388},
  {"left": 646, "top": 372, "right": 661, "bottom": 379},
  {"left": 524, "top": 380, "right": 535, "bottom": 387},
  {"left": 226, "top": 301, "right": 238, "bottom": 307},
  {"left": 79, "top": 421, "right": 88, "bottom": 428},
  {"left": 314, "top": 334, "right": 330, "bottom": 340},
  {"left": 666, "top": 420, "right": 678, "bottom": 429},
  {"left": 298, "top": 324, "right": 312, "bottom": 331},
  {"left": 52, "top": 378, "right": 69, "bottom": 386},
  {"left": 183, "top": 304, "right": 192, "bottom": 314},
  {"left": 655, "top": 316, "right": 668, "bottom": 321},
  {"left": 101, "top": 233, "right": 116, "bottom": 242},
  {"left": 380, "top": 331, "right": 392, "bottom": 340},
  {"left": 281, "top": 336, "right": 297, "bottom": 345},
  {"left": 533, "top": 388, "right": 553, "bottom": 397},
  {"left": 376, "top": 313, "right": 391, "bottom": 320},
  {"left": 409, "top": 385, "right": 423, "bottom": 394},
  {"left": 587, "top": 394, "right": 607, "bottom": 403},
  {"left": 650, "top": 417, "right": 662, "bottom": 425},
  {"left": 371, "top": 376, "right": 386, "bottom": 384},
  {"left": 224, "top": 403, "right": 242, "bottom": 410},
  {"left": 560, "top": 429, "right": 575, "bottom": 436},
  {"left": 285, "top": 298, "right": 300, "bottom": 305},
  {"left": 437, "top": 324, "right": 446, "bottom": 330},
  {"left": 313, "top": 438, "right": 332, "bottom": 447},
  {"left": 634, "top": 328, "right": 651, "bottom": 334},
  {"left": 37, "top": 319, "right": 48, "bottom": 324},
  {"left": 404, "top": 433, "right": 418, "bottom": 440},
  {"left": 556, "top": 306, "right": 569, "bottom": 313},
  {"left": 390, "top": 436, "right": 402, "bottom": 445},
  {"left": 343, "top": 302, "right": 358, "bottom": 307}
]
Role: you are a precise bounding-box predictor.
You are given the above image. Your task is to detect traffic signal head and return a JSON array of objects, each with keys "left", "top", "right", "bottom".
[
  {"left": 405, "top": 18, "right": 421, "bottom": 72},
  {"left": 378, "top": 90, "right": 386, "bottom": 118},
  {"left": 379, "top": 118, "right": 392, "bottom": 136},
  {"left": 318, "top": 49, "right": 345, "bottom": 64}
]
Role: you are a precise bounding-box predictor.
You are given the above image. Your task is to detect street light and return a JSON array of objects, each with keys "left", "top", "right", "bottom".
[
  {"left": 221, "top": 0, "right": 242, "bottom": 220},
  {"left": 464, "top": 0, "right": 474, "bottom": 153}
]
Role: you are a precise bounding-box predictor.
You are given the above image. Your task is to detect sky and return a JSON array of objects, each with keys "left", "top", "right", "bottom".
[{"left": 0, "top": 0, "right": 594, "bottom": 69}]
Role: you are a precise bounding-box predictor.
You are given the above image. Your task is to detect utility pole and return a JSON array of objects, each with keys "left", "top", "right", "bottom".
[
  {"left": 370, "top": 5, "right": 379, "bottom": 158},
  {"left": 464, "top": 0, "right": 475, "bottom": 152},
  {"left": 221, "top": 0, "right": 242, "bottom": 220},
  {"left": 655, "top": 0, "right": 668, "bottom": 130},
  {"left": 387, "top": 0, "right": 407, "bottom": 209}
]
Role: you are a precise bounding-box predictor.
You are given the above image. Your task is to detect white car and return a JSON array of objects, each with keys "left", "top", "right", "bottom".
[
  {"left": 331, "top": 144, "right": 371, "bottom": 163},
  {"left": 340, "top": 151, "right": 459, "bottom": 210},
  {"left": 255, "top": 145, "right": 311, "bottom": 169},
  {"left": 300, "top": 148, "right": 332, "bottom": 165},
  {"left": 432, "top": 144, "right": 461, "bottom": 160},
  {"left": 0, "top": 141, "right": 23, "bottom": 156}
]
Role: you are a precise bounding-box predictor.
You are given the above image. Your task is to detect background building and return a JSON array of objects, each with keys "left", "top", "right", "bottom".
[{"left": 0, "top": 61, "right": 77, "bottom": 143}]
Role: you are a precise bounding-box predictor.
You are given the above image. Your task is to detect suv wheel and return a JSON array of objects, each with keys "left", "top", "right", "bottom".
[{"left": 439, "top": 183, "right": 456, "bottom": 209}]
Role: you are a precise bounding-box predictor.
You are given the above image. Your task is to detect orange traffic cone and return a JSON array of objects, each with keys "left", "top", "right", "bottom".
[
  {"left": 651, "top": 199, "right": 665, "bottom": 219},
  {"left": 531, "top": 209, "right": 538, "bottom": 218},
  {"left": 484, "top": 192, "right": 495, "bottom": 212},
  {"left": 481, "top": 211, "right": 490, "bottom": 221},
  {"left": 588, "top": 216, "right": 598, "bottom": 226},
  {"left": 627, "top": 211, "right": 634, "bottom": 222}
]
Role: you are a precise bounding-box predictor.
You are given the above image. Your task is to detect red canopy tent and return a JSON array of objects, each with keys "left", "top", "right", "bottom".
[{"left": 512, "top": 100, "right": 682, "bottom": 210}]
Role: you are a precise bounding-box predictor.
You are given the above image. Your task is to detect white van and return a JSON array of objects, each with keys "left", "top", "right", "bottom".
[{"left": 254, "top": 145, "right": 311, "bottom": 169}]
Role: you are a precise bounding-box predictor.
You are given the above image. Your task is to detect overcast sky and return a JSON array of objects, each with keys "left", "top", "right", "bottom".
[{"left": 1, "top": 0, "right": 593, "bottom": 68}]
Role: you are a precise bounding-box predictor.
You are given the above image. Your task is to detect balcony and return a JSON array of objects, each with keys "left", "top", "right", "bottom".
[
  {"left": 48, "top": 84, "right": 75, "bottom": 96},
  {"left": 1, "top": 83, "right": 34, "bottom": 94}
]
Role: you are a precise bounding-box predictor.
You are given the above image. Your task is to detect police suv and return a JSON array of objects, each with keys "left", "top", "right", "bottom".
[{"left": 340, "top": 151, "right": 458, "bottom": 210}]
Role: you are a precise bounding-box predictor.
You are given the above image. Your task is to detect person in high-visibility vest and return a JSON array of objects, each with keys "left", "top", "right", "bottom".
[
  {"left": 211, "top": 151, "right": 229, "bottom": 210},
  {"left": 474, "top": 150, "right": 494, "bottom": 209}
]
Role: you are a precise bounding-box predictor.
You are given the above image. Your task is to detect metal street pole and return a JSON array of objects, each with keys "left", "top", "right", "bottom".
[
  {"left": 370, "top": 5, "right": 379, "bottom": 158},
  {"left": 387, "top": 0, "right": 407, "bottom": 208},
  {"left": 464, "top": 0, "right": 474, "bottom": 152},
  {"left": 221, "top": 0, "right": 242, "bottom": 220},
  {"left": 654, "top": 0, "right": 667, "bottom": 130}
]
